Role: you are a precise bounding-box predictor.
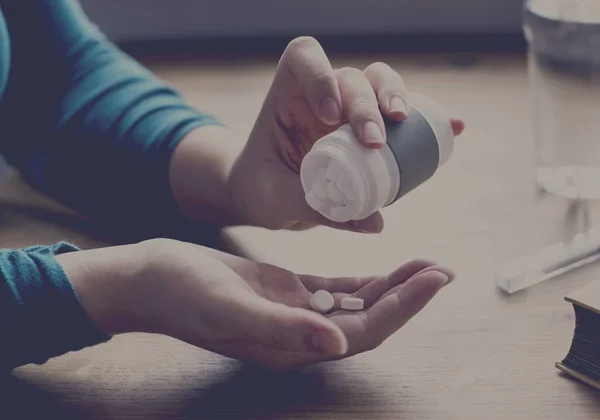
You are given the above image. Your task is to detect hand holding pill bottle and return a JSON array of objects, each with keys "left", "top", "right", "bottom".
[{"left": 301, "top": 93, "right": 455, "bottom": 223}]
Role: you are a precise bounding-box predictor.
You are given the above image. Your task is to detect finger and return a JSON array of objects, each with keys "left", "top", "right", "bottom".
[
  {"left": 300, "top": 274, "right": 380, "bottom": 294},
  {"left": 359, "top": 270, "right": 449, "bottom": 351},
  {"left": 363, "top": 62, "right": 409, "bottom": 120},
  {"left": 281, "top": 37, "right": 342, "bottom": 125},
  {"left": 301, "top": 261, "right": 447, "bottom": 313},
  {"left": 336, "top": 67, "right": 387, "bottom": 148},
  {"left": 304, "top": 207, "right": 384, "bottom": 234},
  {"left": 234, "top": 291, "right": 348, "bottom": 357},
  {"left": 451, "top": 118, "right": 465, "bottom": 136},
  {"left": 347, "top": 259, "right": 440, "bottom": 308},
  {"left": 348, "top": 212, "right": 384, "bottom": 233},
  {"left": 370, "top": 265, "right": 456, "bottom": 306},
  {"left": 286, "top": 222, "right": 318, "bottom": 231}
]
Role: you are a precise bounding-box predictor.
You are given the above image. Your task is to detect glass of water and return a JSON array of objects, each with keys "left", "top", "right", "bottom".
[
  {"left": 525, "top": 0, "right": 600, "bottom": 199},
  {"left": 496, "top": 0, "right": 600, "bottom": 293}
]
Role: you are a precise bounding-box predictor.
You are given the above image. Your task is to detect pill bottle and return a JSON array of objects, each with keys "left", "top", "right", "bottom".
[{"left": 300, "top": 93, "right": 455, "bottom": 223}]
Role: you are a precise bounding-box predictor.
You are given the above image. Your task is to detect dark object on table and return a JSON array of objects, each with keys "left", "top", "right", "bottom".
[{"left": 557, "top": 280, "right": 600, "bottom": 390}]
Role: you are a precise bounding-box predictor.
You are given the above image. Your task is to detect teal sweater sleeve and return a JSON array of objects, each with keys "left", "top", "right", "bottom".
[
  {"left": 0, "top": 0, "right": 224, "bottom": 371},
  {"left": 0, "top": 0, "right": 221, "bottom": 239},
  {"left": 0, "top": 242, "right": 110, "bottom": 372}
]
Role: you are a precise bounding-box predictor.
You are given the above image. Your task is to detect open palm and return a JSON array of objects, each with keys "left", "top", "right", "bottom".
[
  {"left": 140, "top": 241, "right": 453, "bottom": 371},
  {"left": 245, "top": 259, "right": 453, "bottom": 370}
]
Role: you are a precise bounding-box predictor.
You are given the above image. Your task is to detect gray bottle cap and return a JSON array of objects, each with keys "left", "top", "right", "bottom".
[{"left": 386, "top": 93, "right": 454, "bottom": 203}]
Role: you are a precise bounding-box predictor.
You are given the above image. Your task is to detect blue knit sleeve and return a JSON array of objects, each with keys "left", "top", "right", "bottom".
[
  {"left": 0, "top": 0, "right": 221, "bottom": 238},
  {"left": 0, "top": 242, "right": 110, "bottom": 372}
]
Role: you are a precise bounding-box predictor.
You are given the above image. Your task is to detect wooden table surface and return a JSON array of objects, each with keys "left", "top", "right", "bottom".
[{"left": 3, "top": 52, "right": 600, "bottom": 419}]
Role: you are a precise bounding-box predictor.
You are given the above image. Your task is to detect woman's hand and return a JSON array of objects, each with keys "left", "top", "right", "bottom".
[
  {"left": 59, "top": 239, "right": 454, "bottom": 371},
  {"left": 228, "top": 36, "right": 464, "bottom": 233},
  {"left": 169, "top": 36, "right": 464, "bottom": 232}
]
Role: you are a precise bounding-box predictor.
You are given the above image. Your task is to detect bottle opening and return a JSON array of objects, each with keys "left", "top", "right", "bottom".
[{"left": 302, "top": 142, "right": 365, "bottom": 223}]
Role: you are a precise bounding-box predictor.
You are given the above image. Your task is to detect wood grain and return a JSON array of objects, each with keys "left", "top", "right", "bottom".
[{"left": 3, "top": 52, "right": 600, "bottom": 419}]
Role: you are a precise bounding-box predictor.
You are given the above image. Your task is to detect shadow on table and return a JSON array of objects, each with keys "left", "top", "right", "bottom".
[
  {"left": 557, "top": 372, "right": 600, "bottom": 398},
  {"left": 0, "top": 374, "right": 84, "bottom": 420},
  {"left": 1, "top": 363, "right": 381, "bottom": 420},
  {"left": 182, "top": 364, "right": 371, "bottom": 419}
]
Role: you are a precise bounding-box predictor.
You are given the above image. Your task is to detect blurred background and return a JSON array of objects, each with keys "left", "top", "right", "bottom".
[{"left": 79, "top": 0, "right": 525, "bottom": 53}]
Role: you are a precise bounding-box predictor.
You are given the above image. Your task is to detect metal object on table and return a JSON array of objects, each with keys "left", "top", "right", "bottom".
[{"left": 496, "top": 200, "right": 600, "bottom": 294}]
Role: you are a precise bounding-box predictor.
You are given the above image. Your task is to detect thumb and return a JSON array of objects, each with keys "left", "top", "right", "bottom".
[
  {"left": 309, "top": 210, "right": 384, "bottom": 234},
  {"left": 233, "top": 291, "right": 348, "bottom": 356}
]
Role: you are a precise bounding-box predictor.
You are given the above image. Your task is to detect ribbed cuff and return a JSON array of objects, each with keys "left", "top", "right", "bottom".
[{"left": 0, "top": 242, "right": 111, "bottom": 372}]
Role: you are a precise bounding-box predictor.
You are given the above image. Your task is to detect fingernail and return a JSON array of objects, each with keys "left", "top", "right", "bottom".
[
  {"left": 421, "top": 266, "right": 455, "bottom": 285},
  {"left": 390, "top": 96, "right": 408, "bottom": 116},
  {"left": 351, "top": 218, "right": 383, "bottom": 234},
  {"left": 441, "top": 269, "right": 455, "bottom": 285},
  {"left": 362, "top": 121, "right": 385, "bottom": 145},
  {"left": 428, "top": 271, "right": 451, "bottom": 290},
  {"left": 438, "top": 267, "right": 455, "bottom": 285},
  {"left": 438, "top": 272, "right": 450, "bottom": 286},
  {"left": 310, "top": 330, "right": 346, "bottom": 355},
  {"left": 320, "top": 97, "right": 341, "bottom": 125}
]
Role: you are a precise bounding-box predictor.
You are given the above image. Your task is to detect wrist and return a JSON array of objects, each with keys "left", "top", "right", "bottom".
[
  {"left": 169, "top": 124, "right": 249, "bottom": 226},
  {"left": 56, "top": 244, "right": 148, "bottom": 336}
]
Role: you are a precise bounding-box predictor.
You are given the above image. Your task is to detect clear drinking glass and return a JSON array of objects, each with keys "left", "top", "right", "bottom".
[
  {"left": 495, "top": 0, "right": 600, "bottom": 294},
  {"left": 525, "top": 0, "right": 600, "bottom": 199}
]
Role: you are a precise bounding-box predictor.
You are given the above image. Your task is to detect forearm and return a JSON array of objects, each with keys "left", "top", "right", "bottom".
[
  {"left": 169, "top": 125, "right": 248, "bottom": 227},
  {"left": 0, "top": 0, "right": 223, "bottom": 238}
]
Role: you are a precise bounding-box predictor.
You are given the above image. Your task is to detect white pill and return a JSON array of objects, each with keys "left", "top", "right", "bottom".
[
  {"left": 311, "top": 181, "right": 328, "bottom": 202},
  {"left": 310, "top": 290, "right": 334, "bottom": 313},
  {"left": 326, "top": 181, "right": 346, "bottom": 206},
  {"left": 315, "top": 168, "right": 327, "bottom": 181},
  {"left": 329, "top": 206, "right": 354, "bottom": 223},
  {"left": 341, "top": 297, "right": 364, "bottom": 311},
  {"left": 325, "top": 160, "right": 344, "bottom": 181},
  {"left": 305, "top": 191, "right": 328, "bottom": 215},
  {"left": 335, "top": 174, "right": 355, "bottom": 200}
]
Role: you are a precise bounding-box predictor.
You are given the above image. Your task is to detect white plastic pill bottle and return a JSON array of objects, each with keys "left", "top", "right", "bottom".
[{"left": 300, "top": 93, "right": 455, "bottom": 223}]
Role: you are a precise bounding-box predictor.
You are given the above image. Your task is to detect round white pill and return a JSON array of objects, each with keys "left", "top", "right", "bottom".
[
  {"left": 341, "top": 297, "right": 364, "bottom": 311},
  {"left": 326, "top": 181, "right": 346, "bottom": 206},
  {"left": 325, "top": 160, "right": 344, "bottom": 181},
  {"left": 310, "top": 290, "right": 334, "bottom": 313},
  {"left": 312, "top": 181, "right": 328, "bottom": 202},
  {"left": 335, "top": 173, "right": 354, "bottom": 200},
  {"left": 305, "top": 190, "right": 328, "bottom": 215},
  {"left": 329, "top": 206, "right": 354, "bottom": 223}
]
